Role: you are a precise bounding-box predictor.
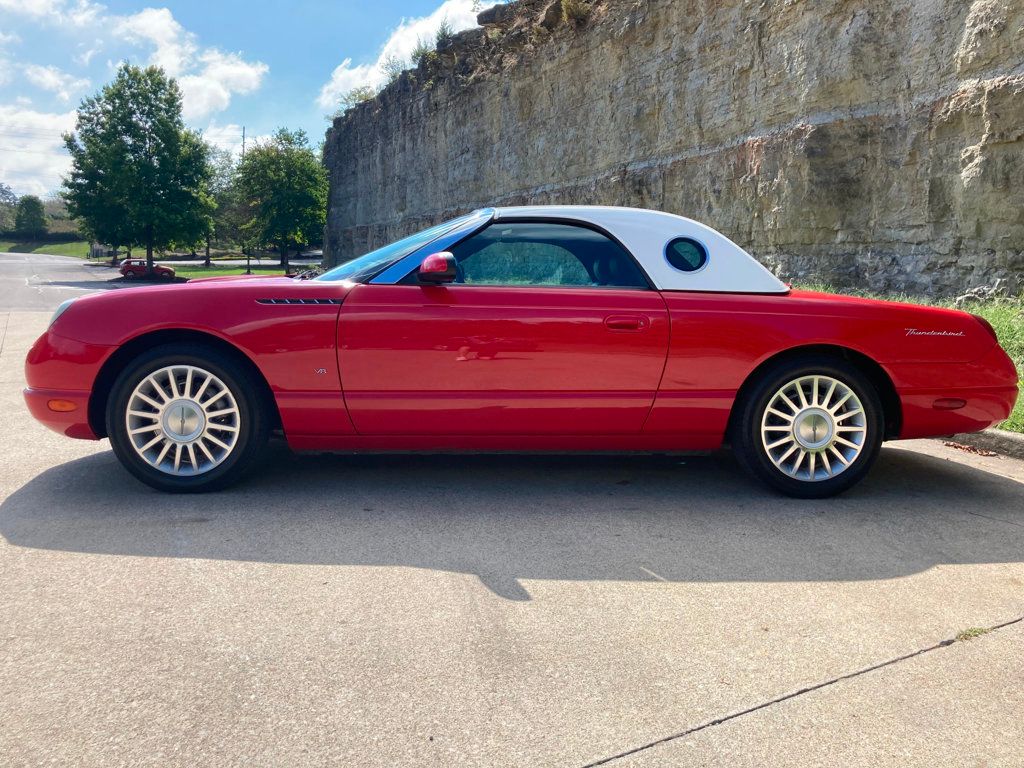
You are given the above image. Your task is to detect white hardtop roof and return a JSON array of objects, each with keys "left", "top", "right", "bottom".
[{"left": 493, "top": 205, "right": 787, "bottom": 294}]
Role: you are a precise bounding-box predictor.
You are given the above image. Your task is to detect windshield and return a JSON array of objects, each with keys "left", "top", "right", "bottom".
[{"left": 316, "top": 213, "right": 479, "bottom": 282}]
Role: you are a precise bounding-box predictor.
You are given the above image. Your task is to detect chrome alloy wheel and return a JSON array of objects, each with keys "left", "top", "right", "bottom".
[
  {"left": 124, "top": 364, "right": 241, "bottom": 476},
  {"left": 760, "top": 375, "right": 868, "bottom": 482}
]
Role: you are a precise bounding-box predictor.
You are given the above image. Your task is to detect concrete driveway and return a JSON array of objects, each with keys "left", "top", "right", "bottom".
[{"left": 1, "top": 254, "right": 1022, "bottom": 766}]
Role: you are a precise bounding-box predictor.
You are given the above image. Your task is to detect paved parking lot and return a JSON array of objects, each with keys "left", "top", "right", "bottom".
[{"left": 1, "top": 254, "right": 1022, "bottom": 766}]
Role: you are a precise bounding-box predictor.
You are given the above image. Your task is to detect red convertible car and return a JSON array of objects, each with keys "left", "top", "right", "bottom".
[{"left": 24, "top": 207, "right": 1018, "bottom": 497}]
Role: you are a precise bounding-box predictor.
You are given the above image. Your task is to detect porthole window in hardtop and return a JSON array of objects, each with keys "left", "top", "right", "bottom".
[{"left": 666, "top": 238, "right": 708, "bottom": 272}]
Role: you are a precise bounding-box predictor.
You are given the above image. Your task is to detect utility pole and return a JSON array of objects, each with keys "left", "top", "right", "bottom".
[{"left": 241, "top": 126, "right": 246, "bottom": 159}]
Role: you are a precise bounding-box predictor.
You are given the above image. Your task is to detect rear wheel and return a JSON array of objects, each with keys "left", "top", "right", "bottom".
[
  {"left": 731, "top": 357, "right": 884, "bottom": 498},
  {"left": 106, "top": 344, "right": 270, "bottom": 492}
]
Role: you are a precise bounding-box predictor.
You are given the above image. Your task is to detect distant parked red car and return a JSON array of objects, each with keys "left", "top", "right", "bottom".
[{"left": 120, "top": 259, "right": 175, "bottom": 279}]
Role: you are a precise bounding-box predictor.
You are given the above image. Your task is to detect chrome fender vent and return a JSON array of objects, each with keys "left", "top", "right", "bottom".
[{"left": 256, "top": 298, "right": 343, "bottom": 305}]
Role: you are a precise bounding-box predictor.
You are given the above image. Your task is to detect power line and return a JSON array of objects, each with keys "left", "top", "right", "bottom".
[{"left": 0, "top": 147, "right": 70, "bottom": 156}]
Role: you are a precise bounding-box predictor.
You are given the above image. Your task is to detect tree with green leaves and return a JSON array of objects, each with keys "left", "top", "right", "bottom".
[
  {"left": 236, "top": 128, "right": 327, "bottom": 270},
  {"left": 202, "top": 144, "right": 246, "bottom": 266},
  {"left": 63, "top": 64, "right": 213, "bottom": 274},
  {"left": 0, "top": 182, "right": 16, "bottom": 231},
  {"left": 15, "top": 195, "right": 47, "bottom": 237}
]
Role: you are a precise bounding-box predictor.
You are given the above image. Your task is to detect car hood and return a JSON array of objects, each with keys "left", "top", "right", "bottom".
[{"left": 50, "top": 276, "right": 357, "bottom": 346}]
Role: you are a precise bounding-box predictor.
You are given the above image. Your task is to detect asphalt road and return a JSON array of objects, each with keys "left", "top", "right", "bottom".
[
  {"left": 0, "top": 251, "right": 122, "bottom": 310},
  {"left": 2, "top": 253, "right": 1022, "bottom": 766}
]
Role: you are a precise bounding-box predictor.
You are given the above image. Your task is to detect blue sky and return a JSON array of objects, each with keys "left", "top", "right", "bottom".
[{"left": 0, "top": 0, "right": 500, "bottom": 196}]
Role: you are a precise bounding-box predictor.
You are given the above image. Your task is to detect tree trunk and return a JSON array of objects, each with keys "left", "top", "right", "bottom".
[
  {"left": 146, "top": 225, "right": 154, "bottom": 275},
  {"left": 204, "top": 236, "right": 211, "bottom": 267},
  {"left": 280, "top": 241, "right": 290, "bottom": 271},
  {"left": 110, "top": 244, "right": 120, "bottom": 267}
]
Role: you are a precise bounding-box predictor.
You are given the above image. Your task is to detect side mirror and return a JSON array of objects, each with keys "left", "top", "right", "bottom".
[{"left": 417, "top": 251, "right": 457, "bottom": 284}]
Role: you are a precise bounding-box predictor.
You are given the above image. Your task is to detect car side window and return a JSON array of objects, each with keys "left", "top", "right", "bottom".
[{"left": 405, "top": 221, "right": 649, "bottom": 289}]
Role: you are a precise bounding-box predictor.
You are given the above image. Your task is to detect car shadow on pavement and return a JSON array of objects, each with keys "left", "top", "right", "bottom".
[{"left": 2, "top": 446, "right": 1023, "bottom": 600}]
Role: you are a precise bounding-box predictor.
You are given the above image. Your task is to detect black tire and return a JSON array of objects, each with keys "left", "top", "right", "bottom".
[
  {"left": 105, "top": 343, "right": 270, "bottom": 493},
  {"left": 123, "top": 272, "right": 135, "bottom": 279},
  {"left": 731, "top": 356, "right": 884, "bottom": 498}
]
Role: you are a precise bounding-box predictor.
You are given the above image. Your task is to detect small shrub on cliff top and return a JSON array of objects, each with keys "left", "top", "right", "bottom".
[
  {"left": 411, "top": 36, "right": 432, "bottom": 65},
  {"left": 435, "top": 17, "right": 455, "bottom": 47},
  {"left": 341, "top": 85, "right": 376, "bottom": 109},
  {"left": 562, "top": 0, "right": 591, "bottom": 22},
  {"left": 381, "top": 55, "right": 407, "bottom": 85}
]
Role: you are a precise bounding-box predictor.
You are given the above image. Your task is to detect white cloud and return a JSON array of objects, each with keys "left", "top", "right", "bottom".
[
  {"left": 74, "top": 41, "right": 102, "bottom": 66},
  {"left": 317, "top": 0, "right": 499, "bottom": 110},
  {"left": 0, "top": 0, "right": 102, "bottom": 27},
  {"left": 0, "top": 105, "right": 76, "bottom": 196},
  {"left": 22, "top": 63, "right": 90, "bottom": 101},
  {"left": 112, "top": 7, "right": 196, "bottom": 77},
  {"left": 179, "top": 50, "right": 268, "bottom": 121},
  {"left": 113, "top": 9, "right": 267, "bottom": 120},
  {"left": 0, "top": 30, "right": 22, "bottom": 47}
]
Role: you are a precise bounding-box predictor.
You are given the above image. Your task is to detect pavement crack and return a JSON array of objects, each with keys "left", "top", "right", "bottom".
[{"left": 581, "top": 614, "right": 1024, "bottom": 767}]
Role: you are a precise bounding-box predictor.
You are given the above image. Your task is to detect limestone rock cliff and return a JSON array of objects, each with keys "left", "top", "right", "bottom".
[{"left": 323, "top": 0, "right": 1024, "bottom": 294}]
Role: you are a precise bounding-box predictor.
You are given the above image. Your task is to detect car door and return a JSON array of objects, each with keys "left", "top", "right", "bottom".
[{"left": 337, "top": 220, "right": 670, "bottom": 435}]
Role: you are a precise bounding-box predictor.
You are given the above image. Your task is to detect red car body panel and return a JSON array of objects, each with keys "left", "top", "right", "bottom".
[
  {"left": 23, "top": 277, "right": 1019, "bottom": 452},
  {"left": 337, "top": 284, "right": 671, "bottom": 435}
]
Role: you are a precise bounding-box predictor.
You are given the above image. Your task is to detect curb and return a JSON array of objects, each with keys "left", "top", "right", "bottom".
[{"left": 941, "top": 428, "right": 1024, "bottom": 461}]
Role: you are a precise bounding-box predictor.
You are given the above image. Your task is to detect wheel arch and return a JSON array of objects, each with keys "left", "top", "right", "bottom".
[
  {"left": 88, "top": 328, "right": 281, "bottom": 438},
  {"left": 727, "top": 344, "right": 902, "bottom": 441}
]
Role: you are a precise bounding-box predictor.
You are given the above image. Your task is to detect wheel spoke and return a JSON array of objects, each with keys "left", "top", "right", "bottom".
[
  {"left": 208, "top": 423, "right": 238, "bottom": 433},
  {"left": 148, "top": 376, "right": 171, "bottom": 403},
  {"left": 835, "top": 408, "right": 863, "bottom": 423},
  {"left": 829, "top": 445, "right": 850, "bottom": 465},
  {"left": 129, "top": 424, "right": 161, "bottom": 436},
  {"left": 811, "top": 377, "right": 820, "bottom": 407},
  {"left": 820, "top": 450, "right": 833, "bottom": 476},
  {"left": 196, "top": 438, "right": 216, "bottom": 463},
  {"left": 206, "top": 408, "right": 237, "bottom": 419},
  {"left": 766, "top": 435, "right": 793, "bottom": 450},
  {"left": 791, "top": 449, "right": 806, "bottom": 475},
  {"left": 829, "top": 391, "right": 852, "bottom": 413},
  {"left": 202, "top": 390, "right": 225, "bottom": 408},
  {"left": 173, "top": 444, "right": 182, "bottom": 472},
  {"left": 808, "top": 451, "right": 816, "bottom": 478},
  {"left": 139, "top": 434, "right": 163, "bottom": 452},
  {"left": 184, "top": 368, "right": 194, "bottom": 399},
  {"left": 135, "top": 392, "right": 163, "bottom": 410},
  {"left": 186, "top": 443, "right": 198, "bottom": 471},
  {"left": 822, "top": 379, "right": 837, "bottom": 410},
  {"left": 193, "top": 374, "right": 212, "bottom": 403},
  {"left": 204, "top": 432, "right": 231, "bottom": 451},
  {"left": 767, "top": 407, "right": 795, "bottom": 422},
  {"left": 778, "top": 392, "right": 800, "bottom": 414},
  {"left": 168, "top": 369, "right": 180, "bottom": 398},
  {"left": 778, "top": 443, "right": 799, "bottom": 464},
  {"left": 154, "top": 441, "right": 172, "bottom": 466}
]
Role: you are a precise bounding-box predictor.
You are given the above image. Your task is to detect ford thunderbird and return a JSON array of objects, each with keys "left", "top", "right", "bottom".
[{"left": 24, "top": 207, "right": 1019, "bottom": 497}]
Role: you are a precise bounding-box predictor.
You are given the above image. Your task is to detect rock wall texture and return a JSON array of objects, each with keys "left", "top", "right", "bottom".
[{"left": 323, "top": 0, "right": 1024, "bottom": 294}]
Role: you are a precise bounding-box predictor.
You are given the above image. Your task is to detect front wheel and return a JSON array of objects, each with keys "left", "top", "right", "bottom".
[
  {"left": 731, "top": 357, "right": 884, "bottom": 498},
  {"left": 106, "top": 344, "right": 270, "bottom": 492}
]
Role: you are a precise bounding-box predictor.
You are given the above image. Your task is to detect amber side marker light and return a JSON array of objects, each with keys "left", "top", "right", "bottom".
[
  {"left": 47, "top": 399, "right": 78, "bottom": 412},
  {"left": 932, "top": 398, "right": 967, "bottom": 411}
]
